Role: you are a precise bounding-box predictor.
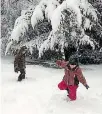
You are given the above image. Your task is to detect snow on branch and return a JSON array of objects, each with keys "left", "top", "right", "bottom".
[
  {"left": 45, "top": 0, "right": 60, "bottom": 21},
  {"left": 79, "top": 35, "right": 96, "bottom": 49},
  {"left": 51, "top": 0, "right": 82, "bottom": 32},
  {"left": 37, "top": 0, "right": 98, "bottom": 57},
  {"left": 83, "top": 17, "right": 92, "bottom": 30},
  {"left": 10, "top": 32, "right": 49, "bottom": 55},
  {"left": 24, "top": 36, "right": 45, "bottom": 54},
  {"left": 79, "top": 0, "right": 97, "bottom": 22},
  {"left": 11, "top": 9, "right": 32, "bottom": 42},
  {"left": 12, "top": 20, "right": 29, "bottom": 42},
  {"left": 39, "top": 31, "right": 53, "bottom": 57},
  {"left": 31, "top": 0, "right": 48, "bottom": 29},
  {"left": 31, "top": 5, "right": 45, "bottom": 29},
  {"left": 39, "top": 31, "right": 66, "bottom": 57},
  {"left": 51, "top": 1, "right": 66, "bottom": 32},
  {"left": 5, "top": 40, "right": 13, "bottom": 55},
  {"left": 5, "top": 8, "right": 33, "bottom": 55},
  {"left": 31, "top": 0, "right": 66, "bottom": 29},
  {"left": 6, "top": 0, "right": 99, "bottom": 57}
]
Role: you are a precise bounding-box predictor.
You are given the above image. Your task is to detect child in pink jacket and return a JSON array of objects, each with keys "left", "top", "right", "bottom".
[{"left": 56, "top": 55, "right": 89, "bottom": 101}]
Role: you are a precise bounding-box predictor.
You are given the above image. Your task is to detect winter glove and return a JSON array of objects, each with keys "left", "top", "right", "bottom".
[{"left": 85, "top": 84, "right": 89, "bottom": 89}]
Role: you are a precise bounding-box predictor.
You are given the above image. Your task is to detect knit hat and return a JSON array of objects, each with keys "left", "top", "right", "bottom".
[{"left": 69, "top": 54, "right": 79, "bottom": 65}]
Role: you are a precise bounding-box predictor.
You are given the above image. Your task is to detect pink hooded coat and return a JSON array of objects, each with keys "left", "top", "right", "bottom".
[{"left": 56, "top": 60, "right": 87, "bottom": 86}]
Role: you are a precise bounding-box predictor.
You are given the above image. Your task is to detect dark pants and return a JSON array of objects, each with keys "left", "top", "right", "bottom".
[{"left": 18, "top": 69, "right": 25, "bottom": 81}]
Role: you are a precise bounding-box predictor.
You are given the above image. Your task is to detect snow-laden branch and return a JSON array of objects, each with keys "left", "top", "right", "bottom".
[
  {"left": 31, "top": 5, "right": 45, "bottom": 29},
  {"left": 31, "top": 0, "right": 48, "bottom": 28},
  {"left": 79, "top": 0, "right": 97, "bottom": 22},
  {"left": 39, "top": 31, "right": 53, "bottom": 57},
  {"left": 30, "top": 0, "right": 97, "bottom": 34},
  {"left": 5, "top": 9, "right": 33, "bottom": 55},
  {"left": 79, "top": 35, "right": 96, "bottom": 49},
  {"left": 6, "top": 0, "right": 99, "bottom": 57},
  {"left": 5, "top": 40, "right": 13, "bottom": 55},
  {"left": 83, "top": 18, "right": 92, "bottom": 30},
  {"left": 31, "top": 0, "right": 63, "bottom": 29},
  {"left": 12, "top": 21, "right": 29, "bottom": 42},
  {"left": 45, "top": 0, "right": 60, "bottom": 21},
  {"left": 10, "top": 32, "right": 49, "bottom": 55},
  {"left": 37, "top": 0, "right": 98, "bottom": 57},
  {"left": 11, "top": 10, "right": 32, "bottom": 42},
  {"left": 5, "top": 16, "right": 29, "bottom": 55}
]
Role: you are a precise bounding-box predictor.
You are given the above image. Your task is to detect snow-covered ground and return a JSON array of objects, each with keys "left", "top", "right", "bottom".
[{"left": 1, "top": 57, "right": 102, "bottom": 114}]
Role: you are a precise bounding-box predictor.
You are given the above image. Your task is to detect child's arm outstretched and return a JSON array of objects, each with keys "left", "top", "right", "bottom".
[
  {"left": 76, "top": 68, "right": 89, "bottom": 89},
  {"left": 56, "top": 60, "right": 68, "bottom": 68}
]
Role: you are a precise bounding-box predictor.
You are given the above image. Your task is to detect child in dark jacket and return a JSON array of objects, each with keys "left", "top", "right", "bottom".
[
  {"left": 56, "top": 55, "right": 89, "bottom": 101},
  {"left": 14, "top": 46, "right": 27, "bottom": 81}
]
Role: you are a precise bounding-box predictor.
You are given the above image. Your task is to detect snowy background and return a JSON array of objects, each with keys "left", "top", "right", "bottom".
[
  {"left": 1, "top": 1, "right": 102, "bottom": 113},
  {"left": 1, "top": 57, "right": 102, "bottom": 114}
]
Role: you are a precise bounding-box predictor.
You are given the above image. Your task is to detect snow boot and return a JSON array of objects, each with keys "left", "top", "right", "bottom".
[
  {"left": 22, "top": 74, "right": 25, "bottom": 79},
  {"left": 18, "top": 76, "right": 23, "bottom": 81},
  {"left": 18, "top": 73, "right": 23, "bottom": 81}
]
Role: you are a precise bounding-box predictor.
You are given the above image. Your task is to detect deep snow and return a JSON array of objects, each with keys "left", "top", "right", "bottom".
[{"left": 1, "top": 57, "right": 102, "bottom": 114}]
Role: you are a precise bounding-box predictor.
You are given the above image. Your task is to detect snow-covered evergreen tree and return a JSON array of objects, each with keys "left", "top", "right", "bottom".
[{"left": 5, "top": 0, "right": 102, "bottom": 62}]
